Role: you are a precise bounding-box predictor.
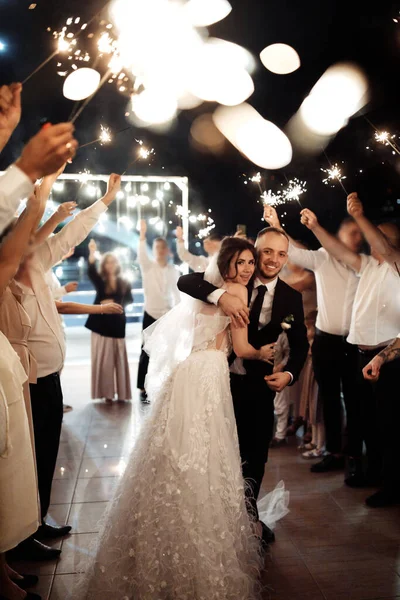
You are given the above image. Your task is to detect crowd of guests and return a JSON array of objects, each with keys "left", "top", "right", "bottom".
[{"left": 1, "top": 79, "right": 400, "bottom": 600}]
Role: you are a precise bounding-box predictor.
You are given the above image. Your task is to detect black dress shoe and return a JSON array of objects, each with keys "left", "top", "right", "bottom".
[
  {"left": 7, "top": 538, "right": 61, "bottom": 562},
  {"left": 12, "top": 574, "right": 39, "bottom": 589},
  {"left": 261, "top": 521, "right": 275, "bottom": 546},
  {"left": 310, "top": 454, "right": 345, "bottom": 473},
  {"left": 36, "top": 522, "right": 71, "bottom": 540},
  {"left": 270, "top": 437, "right": 287, "bottom": 448},
  {"left": 345, "top": 457, "right": 365, "bottom": 488},
  {"left": 366, "top": 489, "right": 400, "bottom": 508},
  {"left": 140, "top": 390, "right": 150, "bottom": 404}
]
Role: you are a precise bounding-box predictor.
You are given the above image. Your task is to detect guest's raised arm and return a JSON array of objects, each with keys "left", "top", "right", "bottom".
[
  {"left": 35, "top": 173, "right": 120, "bottom": 272},
  {"left": 347, "top": 192, "right": 400, "bottom": 269},
  {"left": 300, "top": 208, "right": 362, "bottom": 272},
  {"left": 0, "top": 123, "right": 77, "bottom": 234},
  {"left": 0, "top": 82, "right": 22, "bottom": 152},
  {"left": 263, "top": 205, "right": 327, "bottom": 272},
  {"left": 35, "top": 201, "right": 77, "bottom": 246},
  {"left": 0, "top": 192, "right": 41, "bottom": 295}
]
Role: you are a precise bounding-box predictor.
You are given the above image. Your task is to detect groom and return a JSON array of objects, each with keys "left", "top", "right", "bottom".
[{"left": 178, "top": 226, "right": 308, "bottom": 543}]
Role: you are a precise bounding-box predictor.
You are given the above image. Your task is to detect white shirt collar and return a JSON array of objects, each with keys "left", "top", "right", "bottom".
[{"left": 253, "top": 276, "right": 278, "bottom": 292}]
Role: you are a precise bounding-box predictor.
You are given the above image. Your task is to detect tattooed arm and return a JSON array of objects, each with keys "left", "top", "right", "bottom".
[{"left": 362, "top": 338, "right": 400, "bottom": 382}]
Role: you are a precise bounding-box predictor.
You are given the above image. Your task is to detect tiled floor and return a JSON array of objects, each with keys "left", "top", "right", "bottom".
[{"left": 10, "top": 349, "right": 400, "bottom": 599}]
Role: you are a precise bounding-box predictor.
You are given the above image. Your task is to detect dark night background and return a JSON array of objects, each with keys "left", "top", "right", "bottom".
[{"left": 0, "top": 0, "right": 399, "bottom": 250}]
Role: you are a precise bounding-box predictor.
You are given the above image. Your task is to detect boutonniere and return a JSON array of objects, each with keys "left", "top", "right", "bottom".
[{"left": 281, "top": 314, "right": 294, "bottom": 331}]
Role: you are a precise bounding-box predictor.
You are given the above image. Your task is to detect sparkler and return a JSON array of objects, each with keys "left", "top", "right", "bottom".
[
  {"left": 79, "top": 124, "right": 132, "bottom": 149},
  {"left": 322, "top": 151, "right": 348, "bottom": 195},
  {"left": 282, "top": 178, "right": 307, "bottom": 207},
  {"left": 321, "top": 163, "right": 347, "bottom": 186},
  {"left": 250, "top": 172, "right": 262, "bottom": 184},
  {"left": 198, "top": 217, "right": 216, "bottom": 239},
  {"left": 261, "top": 190, "right": 285, "bottom": 207},
  {"left": 99, "top": 125, "right": 112, "bottom": 144},
  {"left": 121, "top": 140, "right": 156, "bottom": 175},
  {"left": 374, "top": 130, "right": 400, "bottom": 156}
]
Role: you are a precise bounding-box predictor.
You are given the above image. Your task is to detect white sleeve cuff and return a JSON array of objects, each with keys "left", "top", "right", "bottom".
[
  {"left": 207, "top": 289, "right": 226, "bottom": 305},
  {"left": 0, "top": 164, "right": 34, "bottom": 232},
  {"left": 284, "top": 371, "right": 294, "bottom": 385}
]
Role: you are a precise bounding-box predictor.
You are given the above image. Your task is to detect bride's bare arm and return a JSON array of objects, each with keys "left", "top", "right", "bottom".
[{"left": 228, "top": 283, "right": 275, "bottom": 362}]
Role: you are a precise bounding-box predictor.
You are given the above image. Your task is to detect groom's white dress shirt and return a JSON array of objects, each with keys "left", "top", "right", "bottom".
[
  {"left": 0, "top": 165, "right": 34, "bottom": 234},
  {"left": 229, "top": 277, "right": 278, "bottom": 375},
  {"left": 208, "top": 277, "right": 293, "bottom": 381}
]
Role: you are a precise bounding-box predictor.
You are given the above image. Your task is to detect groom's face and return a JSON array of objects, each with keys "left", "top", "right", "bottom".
[{"left": 255, "top": 231, "right": 289, "bottom": 281}]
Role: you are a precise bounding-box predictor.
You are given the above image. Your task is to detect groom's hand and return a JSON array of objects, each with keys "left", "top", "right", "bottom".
[
  {"left": 218, "top": 293, "right": 249, "bottom": 328},
  {"left": 264, "top": 372, "right": 291, "bottom": 392}
]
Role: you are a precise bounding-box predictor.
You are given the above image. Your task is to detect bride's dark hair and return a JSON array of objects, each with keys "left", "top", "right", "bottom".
[{"left": 217, "top": 237, "right": 257, "bottom": 282}]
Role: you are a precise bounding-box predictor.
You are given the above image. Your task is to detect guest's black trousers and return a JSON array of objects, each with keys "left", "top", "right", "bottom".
[
  {"left": 312, "top": 330, "right": 361, "bottom": 456},
  {"left": 230, "top": 372, "right": 275, "bottom": 522},
  {"left": 30, "top": 373, "right": 63, "bottom": 520},
  {"left": 357, "top": 349, "right": 400, "bottom": 491},
  {"left": 136, "top": 311, "right": 157, "bottom": 391}
]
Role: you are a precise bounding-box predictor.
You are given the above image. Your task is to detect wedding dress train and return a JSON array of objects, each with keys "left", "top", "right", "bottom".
[{"left": 75, "top": 305, "right": 263, "bottom": 600}]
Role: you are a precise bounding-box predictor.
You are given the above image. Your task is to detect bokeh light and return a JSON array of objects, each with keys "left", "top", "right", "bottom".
[
  {"left": 63, "top": 68, "right": 101, "bottom": 101},
  {"left": 260, "top": 43, "right": 300, "bottom": 75},
  {"left": 213, "top": 103, "right": 292, "bottom": 169}
]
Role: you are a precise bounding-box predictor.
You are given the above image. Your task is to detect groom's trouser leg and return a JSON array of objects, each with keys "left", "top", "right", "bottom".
[
  {"left": 231, "top": 373, "right": 275, "bottom": 521},
  {"left": 136, "top": 312, "right": 157, "bottom": 390}
]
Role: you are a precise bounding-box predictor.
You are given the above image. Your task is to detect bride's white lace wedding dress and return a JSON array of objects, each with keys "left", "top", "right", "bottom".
[{"left": 75, "top": 300, "right": 263, "bottom": 600}]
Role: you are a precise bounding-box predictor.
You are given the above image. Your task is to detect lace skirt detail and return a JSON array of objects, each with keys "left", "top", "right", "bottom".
[{"left": 74, "top": 349, "right": 262, "bottom": 600}]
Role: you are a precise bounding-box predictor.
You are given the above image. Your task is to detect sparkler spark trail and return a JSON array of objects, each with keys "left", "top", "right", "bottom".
[
  {"left": 138, "top": 146, "right": 154, "bottom": 159},
  {"left": 198, "top": 217, "right": 216, "bottom": 239},
  {"left": 99, "top": 125, "right": 112, "bottom": 144},
  {"left": 250, "top": 172, "right": 262, "bottom": 183},
  {"left": 282, "top": 178, "right": 307, "bottom": 204},
  {"left": 321, "top": 163, "right": 347, "bottom": 186},
  {"left": 374, "top": 130, "right": 400, "bottom": 155},
  {"left": 261, "top": 190, "right": 284, "bottom": 207},
  {"left": 375, "top": 131, "right": 390, "bottom": 144}
]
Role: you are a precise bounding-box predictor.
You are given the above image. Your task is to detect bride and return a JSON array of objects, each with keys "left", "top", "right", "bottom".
[{"left": 76, "top": 237, "right": 277, "bottom": 600}]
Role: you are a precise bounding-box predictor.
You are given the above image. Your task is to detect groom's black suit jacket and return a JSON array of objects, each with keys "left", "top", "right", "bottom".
[{"left": 177, "top": 273, "right": 308, "bottom": 385}]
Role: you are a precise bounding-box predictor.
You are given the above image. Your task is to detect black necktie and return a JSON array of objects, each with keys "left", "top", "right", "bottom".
[{"left": 249, "top": 285, "right": 267, "bottom": 339}]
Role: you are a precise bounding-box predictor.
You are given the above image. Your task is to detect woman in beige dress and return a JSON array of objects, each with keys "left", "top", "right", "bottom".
[{"left": 0, "top": 193, "right": 41, "bottom": 600}]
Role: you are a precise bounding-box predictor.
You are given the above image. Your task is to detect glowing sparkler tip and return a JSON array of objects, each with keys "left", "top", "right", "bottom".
[
  {"left": 99, "top": 125, "right": 112, "bottom": 144},
  {"left": 321, "top": 164, "right": 346, "bottom": 186},
  {"left": 250, "top": 172, "right": 262, "bottom": 183},
  {"left": 282, "top": 178, "right": 307, "bottom": 202},
  {"left": 261, "top": 190, "right": 284, "bottom": 207},
  {"left": 375, "top": 131, "right": 390, "bottom": 144}
]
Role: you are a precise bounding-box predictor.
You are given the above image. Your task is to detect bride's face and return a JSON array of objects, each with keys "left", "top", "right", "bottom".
[{"left": 228, "top": 249, "right": 256, "bottom": 285}]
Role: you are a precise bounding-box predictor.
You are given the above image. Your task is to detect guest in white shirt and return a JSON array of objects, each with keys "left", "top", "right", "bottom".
[
  {"left": 10, "top": 174, "right": 120, "bottom": 560},
  {"left": 264, "top": 205, "right": 364, "bottom": 477},
  {"left": 300, "top": 194, "right": 400, "bottom": 507},
  {"left": 176, "top": 225, "right": 222, "bottom": 272},
  {"left": 137, "top": 220, "right": 180, "bottom": 401},
  {"left": 0, "top": 83, "right": 78, "bottom": 233}
]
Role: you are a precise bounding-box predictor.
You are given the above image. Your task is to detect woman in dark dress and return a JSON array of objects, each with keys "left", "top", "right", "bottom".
[{"left": 85, "top": 239, "right": 133, "bottom": 402}]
